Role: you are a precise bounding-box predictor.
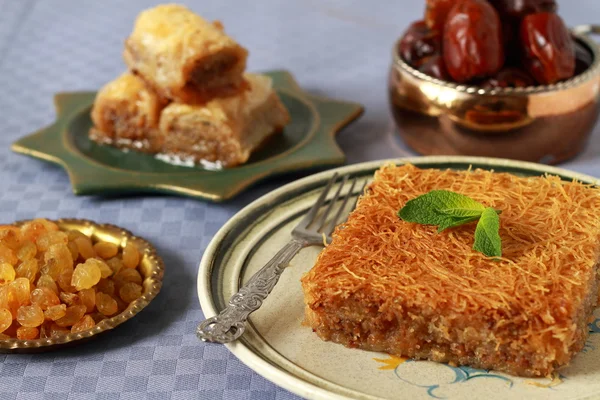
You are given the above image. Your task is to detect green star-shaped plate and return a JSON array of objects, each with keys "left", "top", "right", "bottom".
[{"left": 12, "top": 70, "right": 363, "bottom": 201}]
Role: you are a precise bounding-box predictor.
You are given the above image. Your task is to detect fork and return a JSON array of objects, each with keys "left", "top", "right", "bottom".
[{"left": 196, "top": 173, "right": 366, "bottom": 344}]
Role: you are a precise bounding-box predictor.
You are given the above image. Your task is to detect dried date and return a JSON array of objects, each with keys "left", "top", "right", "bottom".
[
  {"left": 399, "top": 20, "right": 441, "bottom": 68},
  {"left": 520, "top": 12, "right": 575, "bottom": 84},
  {"left": 488, "top": 0, "right": 557, "bottom": 18},
  {"left": 489, "top": 0, "right": 557, "bottom": 64},
  {"left": 425, "top": 0, "right": 455, "bottom": 31},
  {"left": 443, "top": 0, "right": 504, "bottom": 83},
  {"left": 483, "top": 67, "right": 535, "bottom": 88},
  {"left": 418, "top": 54, "right": 449, "bottom": 80}
]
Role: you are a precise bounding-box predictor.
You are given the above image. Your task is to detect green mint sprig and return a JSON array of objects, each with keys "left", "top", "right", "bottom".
[{"left": 397, "top": 190, "right": 502, "bottom": 257}]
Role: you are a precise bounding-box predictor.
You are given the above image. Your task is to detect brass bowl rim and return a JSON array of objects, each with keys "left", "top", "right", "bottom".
[
  {"left": 0, "top": 218, "right": 164, "bottom": 352},
  {"left": 391, "top": 28, "right": 600, "bottom": 96}
]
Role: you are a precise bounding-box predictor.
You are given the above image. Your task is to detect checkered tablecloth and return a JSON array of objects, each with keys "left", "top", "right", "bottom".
[{"left": 0, "top": 0, "right": 599, "bottom": 398}]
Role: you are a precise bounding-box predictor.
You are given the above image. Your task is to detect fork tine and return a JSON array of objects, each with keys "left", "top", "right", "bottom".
[
  {"left": 323, "top": 177, "right": 357, "bottom": 236},
  {"left": 326, "top": 178, "right": 366, "bottom": 235},
  {"left": 352, "top": 179, "right": 368, "bottom": 210},
  {"left": 324, "top": 178, "right": 357, "bottom": 236},
  {"left": 316, "top": 175, "right": 348, "bottom": 231},
  {"left": 296, "top": 173, "right": 338, "bottom": 229}
]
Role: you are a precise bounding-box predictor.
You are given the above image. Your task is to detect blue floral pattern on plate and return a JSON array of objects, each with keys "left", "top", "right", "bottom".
[{"left": 393, "top": 360, "right": 513, "bottom": 399}]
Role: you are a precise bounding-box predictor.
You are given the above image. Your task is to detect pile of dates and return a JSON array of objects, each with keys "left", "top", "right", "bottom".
[{"left": 399, "top": 0, "right": 591, "bottom": 87}]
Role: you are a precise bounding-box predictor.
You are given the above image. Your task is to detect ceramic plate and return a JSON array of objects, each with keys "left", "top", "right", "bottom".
[
  {"left": 11, "top": 70, "right": 363, "bottom": 202},
  {"left": 198, "top": 156, "right": 600, "bottom": 400}
]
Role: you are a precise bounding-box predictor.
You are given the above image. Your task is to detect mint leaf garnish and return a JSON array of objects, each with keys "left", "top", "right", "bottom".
[
  {"left": 397, "top": 190, "right": 502, "bottom": 257},
  {"left": 437, "top": 215, "right": 480, "bottom": 233},
  {"left": 473, "top": 207, "right": 502, "bottom": 257},
  {"left": 398, "top": 190, "right": 485, "bottom": 223}
]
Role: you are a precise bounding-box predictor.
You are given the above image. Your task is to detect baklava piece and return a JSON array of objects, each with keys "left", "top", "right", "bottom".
[
  {"left": 123, "top": 4, "right": 248, "bottom": 104},
  {"left": 158, "top": 73, "right": 290, "bottom": 168},
  {"left": 90, "top": 72, "right": 167, "bottom": 152},
  {"left": 302, "top": 164, "right": 600, "bottom": 377}
]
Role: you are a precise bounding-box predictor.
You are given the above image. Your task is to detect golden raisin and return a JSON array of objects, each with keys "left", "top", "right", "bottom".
[
  {"left": 44, "top": 244, "right": 73, "bottom": 272},
  {"left": 0, "top": 263, "right": 15, "bottom": 285},
  {"left": 39, "top": 321, "right": 52, "bottom": 338},
  {"left": 66, "top": 241, "right": 79, "bottom": 262},
  {"left": 0, "top": 286, "right": 8, "bottom": 308},
  {"left": 59, "top": 292, "right": 80, "bottom": 306},
  {"left": 57, "top": 271, "right": 76, "bottom": 293},
  {"left": 44, "top": 304, "right": 67, "bottom": 321},
  {"left": 0, "top": 308, "right": 12, "bottom": 332},
  {"left": 67, "top": 230, "right": 87, "bottom": 242},
  {"left": 94, "top": 242, "right": 118, "bottom": 259},
  {"left": 79, "top": 288, "right": 96, "bottom": 313},
  {"left": 16, "top": 326, "right": 39, "bottom": 340},
  {"left": 96, "top": 279, "right": 115, "bottom": 296},
  {"left": 74, "top": 237, "right": 95, "bottom": 260},
  {"left": 119, "top": 283, "right": 142, "bottom": 303},
  {"left": 0, "top": 285, "right": 19, "bottom": 318},
  {"left": 122, "top": 243, "right": 140, "bottom": 269},
  {"left": 115, "top": 268, "right": 142, "bottom": 286},
  {"left": 71, "top": 315, "right": 95, "bottom": 333},
  {"left": 49, "top": 323, "right": 70, "bottom": 337},
  {"left": 36, "top": 231, "right": 68, "bottom": 252},
  {"left": 96, "top": 260, "right": 113, "bottom": 279},
  {"left": 31, "top": 287, "right": 60, "bottom": 310},
  {"left": 115, "top": 297, "right": 129, "bottom": 313},
  {"left": 15, "top": 259, "right": 38, "bottom": 284},
  {"left": 36, "top": 219, "right": 59, "bottom": 232},
  {"left": 95, "top": 292, "right": 118, "bottom": 316},
  {"left": 40, "top": 259, "right": 62, "bottom": 280},
  {"left": 89, "top": 312, "right": 107, "bottom": 323},
  {"left": 106, "top": 257, "right": 123, "bottom": 275},
  {"left": 36, "top": 275, "right": 58, "bottom": 295},
  {"left": 16, "top": 241, "right": 36, "bottom": 262},
  {"left": 71, "top": 261, "right": 101, "bottom": 291},
  {"left": 17, "top": 304, "right": 44, "bottom": 327},
  {"left": 20, "top": 219, "right": 57, "bottom": 243},
  {"left": 9, "top": 278, "right": 30, "bottom": 306},
  {"left": 19, "top": 222, "right": 46, "bottom": 243},
  {"left": 3, "top": 321, "right": 18, "bottom": 337},
  {"left": 55, "top": 305, "right": 86, "bottom": 327},
  {"left": 0, "top": 229, "right": 21, "bottom": 250},
  {"left": 0, "top": 244, "right": 17, "bottom": 266}
]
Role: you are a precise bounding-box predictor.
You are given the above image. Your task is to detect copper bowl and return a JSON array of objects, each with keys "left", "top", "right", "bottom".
[{"left": 388, "top": 25, "right": 600, "bottom": 164}]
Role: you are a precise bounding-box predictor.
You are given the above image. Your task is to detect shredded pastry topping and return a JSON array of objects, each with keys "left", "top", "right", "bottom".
[{"left": 303, "top": 164, "right": 600, "bottom": 351}]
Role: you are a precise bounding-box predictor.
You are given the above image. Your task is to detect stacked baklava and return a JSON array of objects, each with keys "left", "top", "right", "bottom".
[{"left": 90, "top": 4, "right": 290, "bottom": 168}]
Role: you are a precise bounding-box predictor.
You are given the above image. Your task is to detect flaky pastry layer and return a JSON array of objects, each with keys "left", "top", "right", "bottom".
[{"left": 123, "top": 4, "right": 248, "bottom": 104}]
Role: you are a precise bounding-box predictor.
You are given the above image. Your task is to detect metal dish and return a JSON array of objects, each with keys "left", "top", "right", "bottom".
[
  {"left": 0, "top": 218, "right": 164, "bottom": 353},
  {"left": 388, "top": 25, "right": 600, "bottom": 164}
]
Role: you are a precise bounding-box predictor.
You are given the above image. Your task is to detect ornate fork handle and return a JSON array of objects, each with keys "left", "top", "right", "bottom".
[{"left": 197, "top": 239, "right": 306, "bottom": 343}]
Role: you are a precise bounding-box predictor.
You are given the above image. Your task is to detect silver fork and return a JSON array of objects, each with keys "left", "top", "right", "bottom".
[{"left": 197, "top": 173, "right": 366, "bottom": 344}]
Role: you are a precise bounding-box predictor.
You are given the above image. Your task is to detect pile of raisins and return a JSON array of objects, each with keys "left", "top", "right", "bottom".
[
  {"left": 0, "top": 219, "right": 144, "bottom": 340},
  {"left": 400, "top": 0, "right": 586, "bottom": 87}
]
